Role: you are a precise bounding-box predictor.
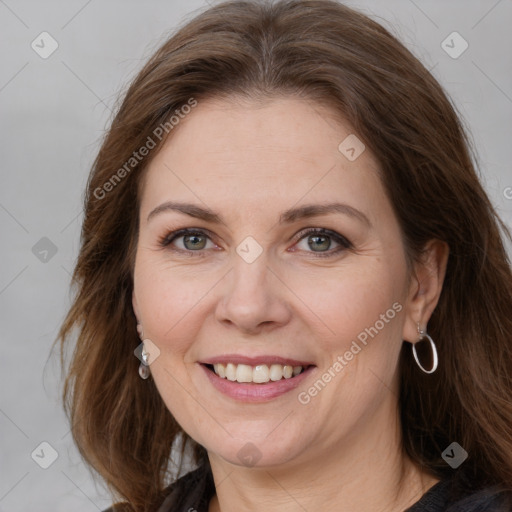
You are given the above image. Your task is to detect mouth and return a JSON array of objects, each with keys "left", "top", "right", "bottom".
[
  {"left": 202, "top": 362, "right": 311, "bottom": 384},
  {"left": 198, "top": 355, "right": 316, "bottom": 401}
]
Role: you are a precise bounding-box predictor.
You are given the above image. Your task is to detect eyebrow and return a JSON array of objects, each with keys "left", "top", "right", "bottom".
[{"left": 147, "top": 201, "right": 371, "bottom": 227}]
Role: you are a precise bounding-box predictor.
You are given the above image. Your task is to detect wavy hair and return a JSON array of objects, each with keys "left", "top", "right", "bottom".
[{"left": 57, "top": 0, "right": 512, "bottom": 509}]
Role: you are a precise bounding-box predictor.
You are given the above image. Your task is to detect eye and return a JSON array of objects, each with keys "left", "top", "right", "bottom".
[
  {"left": 292, "top": 228, "right": 352, "bottom": 258},
  {"left": 159, "top": 227, "right": 352, "bottom": 258},
  {"left": 159, "top": 228, "right": 217, "bottom": 255}
]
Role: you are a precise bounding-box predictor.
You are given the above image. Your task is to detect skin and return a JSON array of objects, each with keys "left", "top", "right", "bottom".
[{"left": 132, "top": 96, "right": 449, "bottom": 512}]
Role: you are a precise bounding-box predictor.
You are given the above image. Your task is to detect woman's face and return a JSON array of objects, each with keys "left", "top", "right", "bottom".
[{"left": 133, "top": 96, "right": 416, "bottom": 468}]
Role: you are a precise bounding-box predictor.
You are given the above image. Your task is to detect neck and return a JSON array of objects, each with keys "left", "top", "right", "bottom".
[{"left": 207, "top": 402, "right": 439, "bottom": 512}]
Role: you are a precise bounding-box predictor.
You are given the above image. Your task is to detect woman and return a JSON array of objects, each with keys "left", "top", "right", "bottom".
[{"left": 57, "top": 0, "right": 512, "bottom": 510}]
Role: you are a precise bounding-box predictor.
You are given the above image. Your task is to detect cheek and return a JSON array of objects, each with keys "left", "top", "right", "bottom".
[
  {"left": 286, "top": 256, "right": 405, "bottom": 353},
  {"left": 133, "top": 258, "right": 207, "bottom": 356},
  {"left": 133, "top": 260, "right": 208, "bottom": 430},
  {"left": 293, "top": 260, "right": 406, "bottom": 428}
]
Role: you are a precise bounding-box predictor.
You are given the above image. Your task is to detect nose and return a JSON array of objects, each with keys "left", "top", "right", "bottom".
[{"left": 214, "top": 253, "right": 292, "bottom": 335}]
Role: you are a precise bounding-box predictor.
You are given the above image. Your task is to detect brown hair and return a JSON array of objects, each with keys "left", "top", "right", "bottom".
[{"left": 56, "top": 0, "right": 512, "bottom": 509}]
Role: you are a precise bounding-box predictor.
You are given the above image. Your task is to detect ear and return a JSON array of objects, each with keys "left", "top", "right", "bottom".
[{"left": 402, "top": 239, "right": 449, "bottom": 342}]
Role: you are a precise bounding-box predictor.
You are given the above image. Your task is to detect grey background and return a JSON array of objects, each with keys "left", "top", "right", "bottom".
[{"left": 0, "top": 0, "right": 511, "bottom": 510}]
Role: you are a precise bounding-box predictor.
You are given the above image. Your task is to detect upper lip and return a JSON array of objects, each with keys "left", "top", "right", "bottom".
[{"left": 200, "top": 354, "right": 315, "bottom": 367}]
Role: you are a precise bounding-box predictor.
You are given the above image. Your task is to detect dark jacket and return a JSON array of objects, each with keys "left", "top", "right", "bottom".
[{"left": 103, "top": 464, "right": 511, "bottom": 511}]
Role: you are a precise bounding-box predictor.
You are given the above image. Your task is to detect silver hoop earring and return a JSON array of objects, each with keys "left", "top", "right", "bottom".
[
  {"left": 412, "top": 323, "right": 438, "bottom": 374},
  {"left": 136, "top": 323, "right": 151, "bottom": 380}
]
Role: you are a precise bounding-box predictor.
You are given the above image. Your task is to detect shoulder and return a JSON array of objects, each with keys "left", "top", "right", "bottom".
[
  {"left": 406, "top": 475, "right": 511, "bottom": 512},
  {"left": 102, "top": 464, "right": 214, "bottom": 512}
]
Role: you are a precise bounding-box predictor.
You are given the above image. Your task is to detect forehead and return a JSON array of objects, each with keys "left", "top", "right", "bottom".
[{"left": 139, "top": 96, "right": 384, "bottom": 220}]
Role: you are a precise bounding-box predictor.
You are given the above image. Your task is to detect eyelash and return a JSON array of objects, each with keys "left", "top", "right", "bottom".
[{"left": 158, "top": 227, "right": 352, "bottom": 258}]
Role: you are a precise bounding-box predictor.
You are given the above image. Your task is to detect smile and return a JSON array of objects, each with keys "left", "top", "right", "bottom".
[
  {"left": 199, "top": 356, "right": 316, "bottom": 402},
  {"left": 208, "top": 362, "right": 307, "bottom": 383}
]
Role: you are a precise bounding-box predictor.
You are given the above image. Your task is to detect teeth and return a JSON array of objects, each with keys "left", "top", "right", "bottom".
[
  {"left": 211, "top": 363, "right": 304, "bottom": 383},
  {"left": 214, "top": 363, "right": 226, "bottom": 379},
  {"left": 270, "top": 364, "right": 283, "bottom": 381},
  {"left": 283, "top": 365, "right": 293, "bottom": 379},
  {"left": 236, "top": 364, "right": 253, "bottom": 383},
  {"left": 225, "top": 363, "right": 237, "bottom": 381},
  {"left": 253, "top": 364, "right": 270, "bottom": 383}
]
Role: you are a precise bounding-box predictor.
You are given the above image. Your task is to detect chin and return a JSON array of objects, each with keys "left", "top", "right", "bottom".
[
  {"left": 201, "top": 420, "right": 310, "bottom": 469},
  {"left": 213, "top": 441, "right": 303, "bottom": 469}
]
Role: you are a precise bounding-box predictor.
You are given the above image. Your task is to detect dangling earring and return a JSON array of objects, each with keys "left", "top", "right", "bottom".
[
  {"left": 412, "top": 322, "right": 438, "bottom": 374},
  {"left": 136, "top": 323, "right": 151, "bottom": 380}
]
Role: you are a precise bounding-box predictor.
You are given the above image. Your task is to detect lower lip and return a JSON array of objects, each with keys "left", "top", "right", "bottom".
[{"left": 200, "top": 364, "right": 315, "bottom": 402}]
